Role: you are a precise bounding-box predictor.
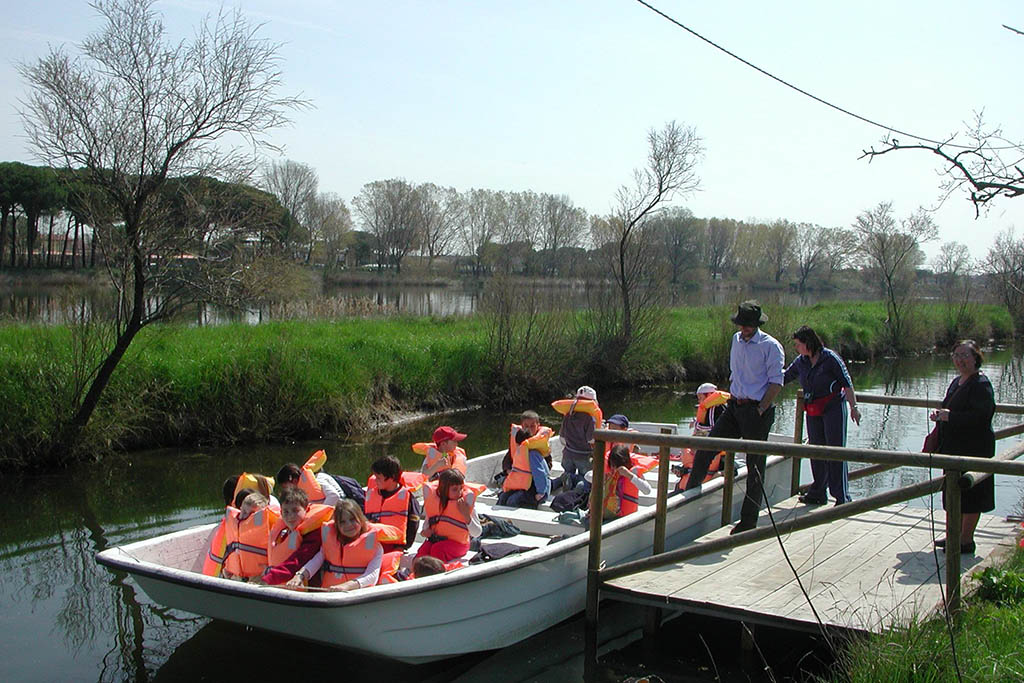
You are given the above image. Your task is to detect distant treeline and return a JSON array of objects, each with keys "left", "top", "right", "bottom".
[{"left": 0, "top": 300, "right": 1010, "bottom": 471}]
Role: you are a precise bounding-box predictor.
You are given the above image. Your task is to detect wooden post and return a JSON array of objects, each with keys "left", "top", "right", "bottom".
[
  {"left": 584, "top": 437, "right": 607, "bottom": 682},
  {"left": 792, "top": 389, "right": 805, "bottom": 495},
  {"left": 644, "top": 430, "right": 673, "bottom": 644},
  {"left": 944, "top": 469, "right": 962, "bottom": 618},
  {"left": 721, "top": 451, "right": 735, "bottom": 526}
]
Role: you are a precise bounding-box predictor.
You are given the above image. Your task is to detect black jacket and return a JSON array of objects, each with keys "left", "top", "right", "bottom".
[{"left": 936, "top": 373, "right": 995, "bottom": 459}]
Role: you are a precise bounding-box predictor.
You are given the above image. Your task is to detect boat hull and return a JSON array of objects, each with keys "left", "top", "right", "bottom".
[{"left": 99, "top": 445, "right": 790, "bottom": 663}]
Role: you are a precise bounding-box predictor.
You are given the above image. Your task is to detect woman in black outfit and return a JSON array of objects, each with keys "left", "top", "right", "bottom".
[{"left": 930, "top": 340, "right": 996, "bottom": 555}]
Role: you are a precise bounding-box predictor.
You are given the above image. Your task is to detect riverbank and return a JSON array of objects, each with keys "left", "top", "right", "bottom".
[{"left": 0, "top": 300, "right": 1012, "bottom": 470}]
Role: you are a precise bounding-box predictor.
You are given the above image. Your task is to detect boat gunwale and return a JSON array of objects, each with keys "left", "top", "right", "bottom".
[{"left": 96, "top": 453, "right": 787, "bottom": 608}]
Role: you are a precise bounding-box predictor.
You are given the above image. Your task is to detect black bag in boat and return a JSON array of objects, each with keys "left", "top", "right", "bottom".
[
  {"left": 551, "top": 488, "right": 588, "bottom": 513},
  {"left": 468, "top": 542, "right": 532, "bottom": 564},
  {"left": 477, "top": 514, "right": 521, "bottom": 539},
  {"left": 328, "top": 473, "right": 367, "bottom": 510}
]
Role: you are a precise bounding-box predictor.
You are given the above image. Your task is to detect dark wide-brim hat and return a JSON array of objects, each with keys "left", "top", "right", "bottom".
[{"left": 730, "top": 300, "right": 767, "bottom": 326}]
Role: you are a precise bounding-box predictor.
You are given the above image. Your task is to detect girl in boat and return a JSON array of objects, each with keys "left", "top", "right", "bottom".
[
  {"left": 417, "top": 468, "right": 480, "bottom": 562},
  {"left": 299, "top": 499, "right": 387, "bottom": 591},
  {"left": 600, "top": 445, "right": 653, "bottom": 519}
]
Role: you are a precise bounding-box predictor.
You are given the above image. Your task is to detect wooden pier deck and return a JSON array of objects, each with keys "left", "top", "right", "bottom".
[{"left": 601, "top": 498, "right": 1019, "bottom": 634}]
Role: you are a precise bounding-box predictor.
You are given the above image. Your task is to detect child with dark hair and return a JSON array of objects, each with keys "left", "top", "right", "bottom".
[
  {"left": 276, "top": 450, "right": 344, "bottom": 507},
  {"left": 257, "top": 487, "right": 333, "bottom": 586},
  {"left": 365, "top": 455, "right": 422, "bottom": 553},
  {"left": 417, "top": 468, "right": 479, "bottom": 562}
]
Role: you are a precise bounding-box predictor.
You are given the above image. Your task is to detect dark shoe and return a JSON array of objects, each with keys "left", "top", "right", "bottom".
[
  {"left": 934, "top": 537, "right": 946, "bottom": 549},
  {"left": 798, "top": 494, "right": 827, "bottom": 505},
  {"left": 961, "top": 541, "right": 976, "bottom": 554},
  {"left": 730, "top": 520, "right": 756, "bottom": 535},
  {"left": 834, "top": 498, "right": 852, "bottom": 506}
]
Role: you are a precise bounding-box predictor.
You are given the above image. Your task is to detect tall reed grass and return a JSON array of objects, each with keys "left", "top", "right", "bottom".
[{"left": 0, "top": 300, "right": 1012, "bottom": 469}]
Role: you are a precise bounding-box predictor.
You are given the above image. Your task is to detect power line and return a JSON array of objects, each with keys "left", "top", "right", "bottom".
[{"left": 633, "top": 0, "right": 1000, "bottom": 151}]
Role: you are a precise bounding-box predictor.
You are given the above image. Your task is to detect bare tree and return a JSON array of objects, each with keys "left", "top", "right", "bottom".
[
  {"left": 649, "top": 206, "right": 702, "bottom": 285},
  {"left": 762, "top": 219, "right": 797, "bottom": 283},
  {"left": 306, "top": 192, "right": 351, "bottom": 268},
  {"left": 792, "top": 223, "right": 829, "bottom": 291},
  {"left": 18, "top": 0, "right": 305, "bottom": 457},
  {"left": 538, "top": 193, "right": 588, "bottom": 276},
  {"left": 260, "top": 159, "right": 318, "bottom": 258},
  {"left": 854, "top": 202, "right": 937, "bottom": 350},
  {"left": 415, "top": 183, "right": 462, "bottom": 268},
  {"left": 985, "top": 229, "right": 1024, "bottom": 333},
  {"left": 862, "top": 112, "right": 1024, "bottom": 217},
  {"left": 460, "top": 188, "right": 501, "bottom": 276},
  {"left": 353, "top": 178, "right": 420, "bottom": 273},
  {"left": 820, "top": 226, "right": 860, "bottom": 282},
  {"left": 605, "top": 121, "right": 703, "bottom": 351},
  {"left": 703, "top": 217, "right": 736, "bottom": 279},
  {"left": 932, "top": 240, "right": 975, "bottom": 341}
]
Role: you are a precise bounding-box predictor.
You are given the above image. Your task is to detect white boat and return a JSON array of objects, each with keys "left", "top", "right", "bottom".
[{"left": 97, "top": 424, "right": 793, "bottom": 664}]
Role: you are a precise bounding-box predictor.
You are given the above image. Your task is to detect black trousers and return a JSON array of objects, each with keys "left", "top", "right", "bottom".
[{"left": 684, "top": 401, "right": 775, "bottom": 525}]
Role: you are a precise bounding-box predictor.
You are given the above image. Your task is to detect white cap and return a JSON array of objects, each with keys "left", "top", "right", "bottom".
[
  {"left": 576, "top": 385, "right": 597, "bottom": 401},
  {"left": 696, "top": 382, "right": 717, "bottom": 396}
]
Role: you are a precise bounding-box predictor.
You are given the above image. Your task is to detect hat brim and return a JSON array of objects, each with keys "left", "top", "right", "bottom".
[{"left": 730, "top": 313, "right": 768, "bottom": 326}]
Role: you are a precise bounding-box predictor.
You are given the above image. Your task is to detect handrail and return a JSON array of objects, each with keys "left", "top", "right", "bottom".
[
  {"left": 590, "top": 429, "right": 1024, "bottom": 477},
  {"left": 856, "top": 392, "right": 1024, "bottom": 415}
]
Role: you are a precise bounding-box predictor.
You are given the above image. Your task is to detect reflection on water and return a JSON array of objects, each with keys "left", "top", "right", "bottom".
[
  {"left": 1, "top": 350, "right": 1022, "bottom": 681},
  {"left": 2, "top": 282, "right": 870, "bottom": 325}
]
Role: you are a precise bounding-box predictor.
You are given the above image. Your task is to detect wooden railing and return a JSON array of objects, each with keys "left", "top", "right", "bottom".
[{"left": 583, "top": 391, "right": 1024, "bottom": 680}]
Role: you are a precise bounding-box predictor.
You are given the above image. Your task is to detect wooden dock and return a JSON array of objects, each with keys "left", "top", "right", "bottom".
[{"left": 601, "top": 498, "right": 1019, "bottom": 634}]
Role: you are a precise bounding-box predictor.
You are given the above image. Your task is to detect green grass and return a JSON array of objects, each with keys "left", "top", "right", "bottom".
[{"left": 0, "top": 300, "right": 1013, "bottom": 469}]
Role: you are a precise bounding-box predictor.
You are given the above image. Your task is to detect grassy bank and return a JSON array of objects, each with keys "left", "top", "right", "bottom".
[
  {"left": 0, "top": 300, "right": 1011, "bottom": 469},
  {"left": 826, "top": 535, "right": 1024, "bottom": 681}
]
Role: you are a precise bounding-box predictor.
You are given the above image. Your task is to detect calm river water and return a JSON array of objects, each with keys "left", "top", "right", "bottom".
[{"left": 2, "top": 350, "right": 1023, "bottom": 682}]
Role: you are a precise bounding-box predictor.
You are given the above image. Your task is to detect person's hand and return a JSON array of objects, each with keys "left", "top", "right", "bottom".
[
  {"left": 616, "top": 465, "right": 631, "bottom": 478},
  {"left": 330, "top": 580, "right": 358, "bottom": 592},
  {"left": 284, "top": 572, "right": 305, "bottom": 589},
  {"left": 930, "top": 409, "right": 950, "bottom": 422},
  {"left": 535, "top": 492, "right": 545, "bottom": 502},
  {"left": 850, "top": 406, "right": 861, "bottom": 426}
]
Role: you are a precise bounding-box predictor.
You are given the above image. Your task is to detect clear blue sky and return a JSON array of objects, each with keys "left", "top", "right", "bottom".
[{"left": 2, "top": 0, "right": 1022, "bottom": 259}]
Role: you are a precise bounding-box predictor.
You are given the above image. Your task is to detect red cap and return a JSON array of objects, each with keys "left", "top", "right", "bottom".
[{"left": 433, "top": 426, "right": 467, "bottom": 444}]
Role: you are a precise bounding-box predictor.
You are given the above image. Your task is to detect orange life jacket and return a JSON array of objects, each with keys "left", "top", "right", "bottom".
[
  {"left": 202, "top": 514, "right": 230, "bottom": 577},
  {"left": 320, "top": 525, "right": 382, "bottom": 588},
  {"left": 232, "top": 471, "right": 276, "bottom": 504},
  {"left": 503, "top": 423, "right": 551, "bottom": 492},
  {"left": 376, "top": 551, "right": 405, "bottom": 584},
  {"left": 603, "top": 427, "right": 642, "bottom": 457},
  {"left": 267, "top": 503, "right": 334, "bottom": 567},
  {"left": 696, "top": 391, "right": 730, "bottom": 427},
  {"left": 414, "top": 443, "right": 468, "bottom": 478},
  {"left": 551, "top": 398, "right": 603, "bottom": 428},
  {"left": 365, "top": 481, "right": 412, "bottom": 546},
  {"left": 603, "top": 467, "right": 640, "bottom": 518},
  {"left": 297, "top": 450, "right": 328, "bottom": 504},
  {"left": 424, "top": 481, "right": 474, "bottom": 545},
  {"left": 223, "top": 505, "right": 278, "bottom": 578}
]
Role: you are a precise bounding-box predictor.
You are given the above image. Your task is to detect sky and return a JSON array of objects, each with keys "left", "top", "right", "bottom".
[{"left": 1, "top": 0, "right": 1022, "bottom": 260}]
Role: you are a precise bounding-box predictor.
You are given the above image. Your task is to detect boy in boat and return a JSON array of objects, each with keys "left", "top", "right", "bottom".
[
  {"left": 497, "top": 410, "right": 553, "bottom": 508},
  {"left": 365, "top": 455, "right": 423, "bottom": 553},
  {"left": 553, "top": 386, "right": 602, "bottom": 486},
  {"left": 254, "top": 487, "right": 334, "bottom": 586},
  {"left": 276, "top": 450, "right": 344, "bottom": 507},
  {"left": 605, "top": 413, "right": 640, "bottom": 454},
  {"left": 692, "top": 382, "right": 729, "bottom": 436},
  {"left": 220, "top": 492, "right": 276, "bottom": 581},
  {"left": 415, "top": 426, "right": 469, "bottom": 480}
]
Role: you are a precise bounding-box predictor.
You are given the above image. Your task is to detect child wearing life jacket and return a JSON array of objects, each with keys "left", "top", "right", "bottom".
[
  {"left": 297, "top": 500, "right": 387, "bottom": 592},
  {"left": 256, "top": 487, "right": 333, "bottom": 586},
  {"left": 220, "top": 492, "right": 276, "bottom": 581},
  {"left": 605, "top": 414, "right": 640, "bottom": 454},
  {"left": 554, "top": 386, "right": 602, "bottom": 483},
  {"left": 498, "top": 410, "right": 553, "bottom": 508},
  {"left": 417, "top": 468, "right": 479, "bottom": 562},
  {"left": 415, "top": 426, "right": 469, "bottom": 480},
  {"left": 599, "top": 445, "right": 652, "bottom": 520},
  {"left": 223, "top": 473, "right": 280, "bottom": 512},
  {"left": 276, "top": 450, "right": 344, "bottom": 507},
  {"left": 692, "top": 382, "right": 729, "bottom": 436},
  {"left": 365, "top": 455, "right": 423, "bottom": 553}
]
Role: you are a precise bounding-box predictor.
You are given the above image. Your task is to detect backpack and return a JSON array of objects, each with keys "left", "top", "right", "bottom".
[
  {"left": 328, "top": 473, "right": 367, "bottom": 511},
  {"left": 551, "top": 488, "right": 588, "bottom": 513}
]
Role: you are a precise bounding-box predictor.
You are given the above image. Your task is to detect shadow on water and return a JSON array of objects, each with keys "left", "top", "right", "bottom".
[{"left": 1, "top": 348, "right": 1023, "bottom": 681}]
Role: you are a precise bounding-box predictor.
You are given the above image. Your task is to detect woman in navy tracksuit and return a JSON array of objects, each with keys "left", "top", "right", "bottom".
[{"left": 784, "top": 326, "right": 862, "bottom": 505}]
